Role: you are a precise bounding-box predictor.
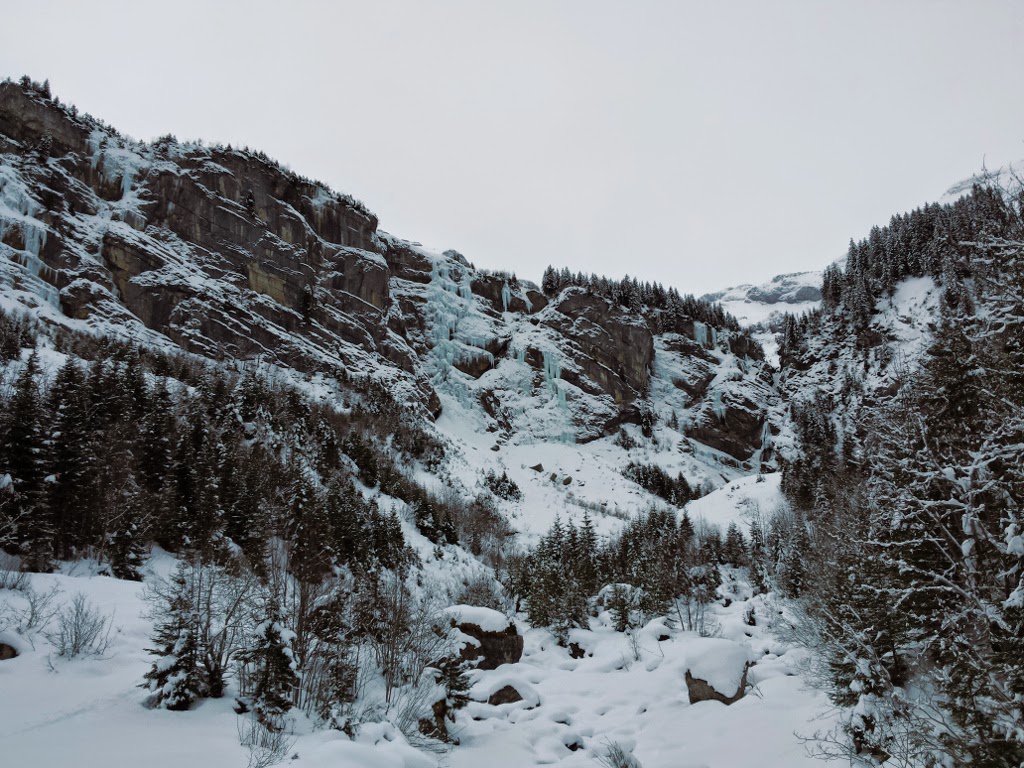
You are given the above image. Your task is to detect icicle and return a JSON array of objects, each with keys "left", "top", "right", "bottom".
[
  {"left": 711, "top": 389, "right": 727, "bottom": 420},
  {"left": 693, "top": 321, "right": 707, "bottom": 347},
  {"left": 501, "top": 281, "right": 511, "bottom": 312},
  {"left": 23, "top": 223, "right": 47, "bottom": 259}
]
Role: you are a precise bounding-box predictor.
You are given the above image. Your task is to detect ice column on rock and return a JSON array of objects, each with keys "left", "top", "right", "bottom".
[
  {"left": 711, "top": 388, "right": 727, "bottom": 421},
  {"left": 542, "top": 349, "right": 573, "bottom": 443},
  {"left": 694, "top": 321, "right": 707, "bottom": 347},
  {"left": 424, "top": 258, "right": 497, "bottom": 406}
]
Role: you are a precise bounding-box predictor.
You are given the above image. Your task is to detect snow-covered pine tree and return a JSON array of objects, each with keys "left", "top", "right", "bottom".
[
  {"left": 46, "top": 357, "right": 92, "bottom": 559},
  {"left": 237, "top": 599, "right": 299, "bottom": 729},
  {"left": 142, "top": 565, "right": 206, "bottom": 710},
  {"left": 1, "top": 350, "right": 52, "bottom": 570},
  {"left": 723, "top": 522, "right": 747, "bottom": 567}
]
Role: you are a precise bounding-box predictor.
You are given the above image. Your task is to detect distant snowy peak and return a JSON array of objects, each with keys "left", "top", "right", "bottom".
[
  {"left": 701, "top": 269, "right": 826, "bottom": 328},
  {"left": 942, "top": 158, "right": 1024, "bottom": 204},
  {"left": 704, "top": 271, "right": 824, "bottom": 306}
]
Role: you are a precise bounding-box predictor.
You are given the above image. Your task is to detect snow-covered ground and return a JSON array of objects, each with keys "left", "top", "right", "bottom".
[
  {"left": 0, "top": 561, "right": 436, "bottom": 768},
  {"left": 448, "top": 589, "right": 833, "bottom": 768},
  {"left": 0, "top": 476, "right": 836, "bottom": 768}
]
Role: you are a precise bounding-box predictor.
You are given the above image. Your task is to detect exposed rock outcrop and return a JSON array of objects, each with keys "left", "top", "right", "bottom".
[
  {"left": 487, "top": 685, "right": 524, "bottom": 705},
  {"left": 540, "top": 289, "right": 654, "bottom": 408},
  {"left": 1, "top": 81, "right": 776, "bottom": 457},
  {"left": 445, "top": 606, "right": 523, "bottom": 670}
]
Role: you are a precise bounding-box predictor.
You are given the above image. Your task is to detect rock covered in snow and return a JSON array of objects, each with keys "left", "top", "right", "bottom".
[
  {"left": 683, "top": 638, "right": 755, "bottom": 705},
  {"left": 444, "top": 605, "right": 523, "bottom": 670},
  {"left": 470, "top": 675, "right": 540, "bottom": 709}
]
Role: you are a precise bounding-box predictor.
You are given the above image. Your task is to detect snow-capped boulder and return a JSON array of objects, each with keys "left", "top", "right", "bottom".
[
  {"left": 0, "top": 629, "right": 27, "bottom": 661},
  {"left": 444, "top": 605, "right": 523, "bottom": 670},
  {"left": 470, "top": 675, "right": 540, "bottom": 709},
  {"left": 683, "top": 638, "right": 754, "bottom": 705},
  {"left": 487, "top": 684, "right": 524, "bottom": 705}
]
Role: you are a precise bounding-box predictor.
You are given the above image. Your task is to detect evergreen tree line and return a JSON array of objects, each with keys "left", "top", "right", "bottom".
[
  {"left": 775, "top": 183, "right": 1024, "bottom": 765},
  {"left": 0, "top": 314, "right": 462, "bottom": 576},
  {"left": 0, "top": 310, "right": 483, "bottom": 737},
  {"left": 509, "top": 509, "right": 753, "bottom": 641},
  {"left": 621, "top": 461, "right": 695, "bottom": 506},
  {"left": 541, "top": 265, "right": 743, "bottom": 333},
  {"left": 779, "top": 182, "right": 1021, "bottom": 364}
]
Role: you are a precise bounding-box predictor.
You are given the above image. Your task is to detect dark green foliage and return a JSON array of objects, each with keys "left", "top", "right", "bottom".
[
  {"left": 606, "top": 584, "right": 637, "bottom": 632},
  {"left": 524, "top": 506, "right": 725, "bottom": 638},
  {"left": 1, "top": 351, "right": 52, "bottom": 570},
  {"left": 777, "top": 185, "right": 1024, "bottom": 764},
  {"left": 483, "top": 470, "right": 522, "bottom": 501},
  {"left": 538, "top": 265, "right": 744, "bottom": 335},
  {"left": 722, "top": 523, "right": 747, "bottom": 567},
  {"left": 0, "top": 305, "right": 442, "bottom": 580},
  {"left": 622, "top": 462, "right": 693, "bottom": 506},
  {"left": 237, "top": 601, "right": 300, "bottom": 727},
  {"left": 434, "top": 655, "right": 471, "bottom": 712}
]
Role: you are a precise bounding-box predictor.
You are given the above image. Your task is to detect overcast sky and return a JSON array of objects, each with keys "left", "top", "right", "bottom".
[{"left": 3, "top": 1, "right": 1023, "bottom": 295}]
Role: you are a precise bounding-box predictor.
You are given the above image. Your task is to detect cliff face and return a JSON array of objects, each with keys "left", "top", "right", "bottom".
[{"left": 0, "top": 82, "right": 774, "bottom": 462}]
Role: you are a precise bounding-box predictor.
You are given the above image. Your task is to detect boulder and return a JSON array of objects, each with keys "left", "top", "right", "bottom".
[
  {"left": 0, "top": 643, "right": 17, "bottom": 661},
  {"left": 471, "top": 676, "right": 540, "bottom": 709},
  {"left": 487, "top": 685, "right": 523, "bottom": 706},
  {"left": 418, "top": 698, "right": 455, "bottom": 743},
  {"left": 445, "top": 605, "right": 523, "bottom": 670},
  {"left": 686, "top": 668, "right": 749, "bottom": 705},
  {"left": 683, "top": 638, "right": 753, "bottom": 705}
]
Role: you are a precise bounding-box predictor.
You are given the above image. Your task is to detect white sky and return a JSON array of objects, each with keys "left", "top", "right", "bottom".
[{"left": 3, "top": 1, "right": 1023, "bottom": 295}]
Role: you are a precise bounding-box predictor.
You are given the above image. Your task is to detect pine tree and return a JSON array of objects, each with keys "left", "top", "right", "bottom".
[
  {"left": 138, "top": 378, "right": 174, "bottom": 498},
  {"left": 237, "top": 600, "right": 299, "bottom": 729},
  {"left": 142, "top": 566, "right": 206, "bottom": 710},
  {"left": 723, "top": 522, "right": 747, "bottom": 567},
  {"left": 1, "top": 351, "right": 52, "bottom": 569},
  {"left": 435, "top": 655, "right": 471, "bottom": 713},
  {"left": 108, "top": 483, "right": 147, "bottom": 581},
  {"left": 46, "top": 358, "right": 92, "bottom": 558}
]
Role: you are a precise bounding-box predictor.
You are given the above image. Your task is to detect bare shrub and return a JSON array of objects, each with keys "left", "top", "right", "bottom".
[
  {"left": 455, "top": 574, "right": 507, "bottom": 612},
  {"left": 48, "top": 593, "right": 114, "bottom": 657},
  {"left": 18, "top": 583, "right": 61, "bottom": 633},
  {"left": 237, "top": 714, "right": 296, "bottom": 768},
  {"left": 0, "top": 552, "right": 28, "bottom": 591},
  {"left": 594, "top": 740, "right": 643, "bottom": 768}
]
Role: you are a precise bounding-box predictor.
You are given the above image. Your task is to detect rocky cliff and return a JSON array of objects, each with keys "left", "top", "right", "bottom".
[{"left": 0, "top": 81, "right": 775, "bottom": 465}]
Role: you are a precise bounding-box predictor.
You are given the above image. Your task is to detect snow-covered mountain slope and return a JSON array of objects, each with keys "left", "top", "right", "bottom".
[
  {"left": 779, "top": 275, "right": 941, "bottom": 408},
  {"left": 941, "top": 158, "right": 1024, "bottom": 204},
  {"left": 8, "top": 77, "right": 981, "bottom": 768},
  {"left": 0, "top": 81, "right": 778, "bottom": 488},
  {"left": 701, "top": 269, "right": 825, "bottom": 327}
]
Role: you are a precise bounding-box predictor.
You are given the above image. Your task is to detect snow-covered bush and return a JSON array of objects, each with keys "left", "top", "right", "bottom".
[{"left": 236, "top": 712, "right": 296, "bottom": 768}]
